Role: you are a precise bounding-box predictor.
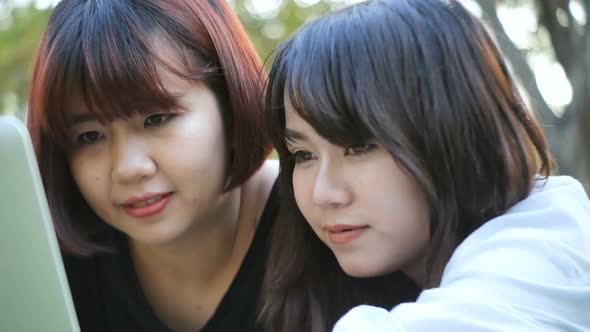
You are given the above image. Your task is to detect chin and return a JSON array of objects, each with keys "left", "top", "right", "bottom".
[
  {"left": 337, "top": 258, "right": 388, "bottom": 278},
  {"left": 129, "top": 226, "right": 185, "bottom": 246}
]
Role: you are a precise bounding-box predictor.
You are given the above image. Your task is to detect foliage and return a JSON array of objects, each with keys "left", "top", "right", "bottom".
[
  {"left": 475, "top": 0, "right": 590, "bottom": 186},
  {"left": 0, "top": 2, "right": 51, "bottom": 114},
  {"left": 0, "top": 0, "right": 339, "bottom": 113},
  {"left": 1, "top": 0, "right": 589, "bottom": 186}
]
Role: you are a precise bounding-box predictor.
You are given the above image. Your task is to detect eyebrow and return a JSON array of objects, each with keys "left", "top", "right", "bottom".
[
  {"left": 284, "top": 128, "right": 308, "bottom": 142},
  {"left": 67, "top": 113, "right": 97, "bottom": 126}
]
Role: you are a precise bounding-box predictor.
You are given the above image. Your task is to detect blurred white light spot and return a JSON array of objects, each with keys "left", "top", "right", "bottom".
[
  {"left": 245, "top": 0, "right": 283, "bottom": 19},
  {"left": 498, "top": 4, "right": 537, "bottom": 49},
  {"left": 3, "top": 94, "right": 19, "bottom": 117},
  {"left": 556, "top": 8, "right": 570, "bottom": 27},
  {"left": 570, "top": 0, "right": 586, "bottom": 25},
  {"left": 262, "top": 21, "right": 286, "bottom": 40},
  {"left": 530, "top": 55, "right": 573, "bottom": 111},
  {"left": 295, "top": 0, "right": 320, "bottom": 8},
  {"left": 460, "top": 0, "right": 482, "bottom": 18},
  {"left": 35, "top": 0, "right": 60, "bottom": 9},
  {"left": 7, "top": 0, "right": 60, "bottom": 9}
]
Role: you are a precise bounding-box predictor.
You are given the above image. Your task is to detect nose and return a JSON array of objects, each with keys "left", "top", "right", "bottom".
[
  {"left": 110, "top": 136, "right": 156, "bottom": 184},
  {"left": 311, "top": 162, "right": 352, "bottom": 209}
]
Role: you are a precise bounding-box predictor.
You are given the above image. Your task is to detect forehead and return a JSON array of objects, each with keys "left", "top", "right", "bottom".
[
  {"left": 282, "top": 91, "right": 368, "bottom": 149},
  {"left": 65, "top": 54, "right": 195, "bottom": 115},
  {"left": 284, "top": 97, "right": 314, "bottom": 135},
  {"left": 38, "top": 9, "right": 214, "bottom": 147},
  {"left": 63, "top": 93, "right": 94, "bottom": 125}
]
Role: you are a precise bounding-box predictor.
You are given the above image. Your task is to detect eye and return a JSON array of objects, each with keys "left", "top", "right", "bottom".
[
  {"left": 344, "top": 143, "right": 377, "bottom": 156},
  {"left": 144, "top": 113, "right": 175, "bottom": 127},
  {"left": 291, "top": 150, "right": 315, "bottom": 165},
  {"left": 75, "top": 131, "right": 104, "bottom": 146}
]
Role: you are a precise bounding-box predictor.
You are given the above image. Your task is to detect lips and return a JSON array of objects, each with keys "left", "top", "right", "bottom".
[
  {"left": 324, "top": 224, "right": 369, "bottom": 245},
  {"left": 127, "top": 195, "right": 166, "bottom": 207},
  {"left": 121, "top": 192, "right": 173, "bottom": 218}
]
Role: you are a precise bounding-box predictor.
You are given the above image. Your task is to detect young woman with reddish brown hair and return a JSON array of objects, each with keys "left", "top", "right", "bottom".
[{"left": 27, "top": 0, "right": 278, "bottom": 331}]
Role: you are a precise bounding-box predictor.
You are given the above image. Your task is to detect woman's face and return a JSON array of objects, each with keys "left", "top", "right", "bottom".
[
  {"left": 285, "top": 100, "right": 431, "bottom": 280},
  {"left": 65, "top": 70, "right": 231, "bottom": 247}
]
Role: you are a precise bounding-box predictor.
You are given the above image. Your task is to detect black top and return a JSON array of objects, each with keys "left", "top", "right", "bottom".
[{"left": 63, "top": 183, "right": 279, "bottom": 332}]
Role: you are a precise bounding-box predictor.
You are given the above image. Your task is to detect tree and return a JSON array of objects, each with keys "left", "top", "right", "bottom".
[
  {"left": 474, "top": 0, "right": 590, "bottom": 187},
  {"left": 0, "top": 0, "right": 336, "bottom": 113},
  {"left": 1, "top": 0, "right": 589, "bottom": 187},
  {"left": 0, "top": 2, "right": 51, "bottom": 116},
  {"left": 234, "top": 0, "right": 339, "bottom": 64}
]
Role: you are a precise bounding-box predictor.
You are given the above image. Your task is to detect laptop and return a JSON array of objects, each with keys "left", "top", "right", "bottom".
[{"left": 0, "top": 116, "right": 80, "bottom": 332}]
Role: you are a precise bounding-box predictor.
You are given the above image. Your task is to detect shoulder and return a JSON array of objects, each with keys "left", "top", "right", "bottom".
[
  {"left": 511, "top": 175, "right": 590, "bottom": 220},
  {"left": 62, "top": 254, "right": 110, "bottom": 331},
  {"left": 252, "top": 159, "right": 279, "bottom": 194},
  {"left": 246, "top": 159, "right": 279, "bottom": 205},
  {"left": 335, "top": 303, "right": 543, "bottom": 332},
  {"left": 446, "top": 176, "right": 590, "bottom": 282},
  {"left": 242, "top": 159, "right": 279, "bottom": 225},
  {"left": 432, "top": 175, "right": 590, "bottom": 329}
]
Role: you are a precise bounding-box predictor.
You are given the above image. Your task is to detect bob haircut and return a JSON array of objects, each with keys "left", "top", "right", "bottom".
[
  {"left": 261, "top": 0, "right": 553, "bottom": 330},
  {"left": 27, "top": 0, "right": 270, "bottom": 255}
]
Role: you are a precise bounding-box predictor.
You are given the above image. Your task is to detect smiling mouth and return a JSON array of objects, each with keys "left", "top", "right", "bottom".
[
  {"left": 122, "top": 193, "right": 173, "bottom": 218},
  {"left": 125, "top": 195, "right": 167, "bottom": 208}
]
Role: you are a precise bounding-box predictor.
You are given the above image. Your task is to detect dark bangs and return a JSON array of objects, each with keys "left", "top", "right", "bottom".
[
  {"left": 39, "top": 0, "right": 219, "bottom": 147},
  {"left": 267, "top": 17, "right": 380, "bottom": 156},
  {"left": 267, "top": 1, "right": 427, "bottom": 176}
]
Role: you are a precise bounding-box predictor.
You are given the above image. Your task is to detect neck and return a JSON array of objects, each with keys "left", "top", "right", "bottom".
[
  {"left": 403, "top": 244, "right": 456, "bottom": 289},
  {"left": 130, "top": 187, "right": 245, "bottom": 286}
]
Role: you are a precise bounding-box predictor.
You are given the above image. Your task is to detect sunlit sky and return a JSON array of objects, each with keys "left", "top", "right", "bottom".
[{"left": 6, "top": 0, "right": 578, "bottom": 111}]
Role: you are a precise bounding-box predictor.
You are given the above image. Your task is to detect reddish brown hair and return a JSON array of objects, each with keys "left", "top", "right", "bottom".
[{"left": 28, "top": 0, "right": 270, "bottom": 255}]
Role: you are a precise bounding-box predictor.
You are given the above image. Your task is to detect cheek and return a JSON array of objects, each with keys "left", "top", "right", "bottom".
[
  {"left": 378, "top": 177, "right": 431, "bottom": 255},
  {"left": 365, "top": 157, "right": 431, "bottom": 240},
  {"left": 173, "top": 116, "right": 227, "bottom": 172},
  {"left": 292, "top": 168, "right": 314, "bottom": 220},
  {"left": 69, "top": 155, "right": 87, "bottom": 190},
  {"left": 69, "top": 155, "right": 107, "bottom": 205}
]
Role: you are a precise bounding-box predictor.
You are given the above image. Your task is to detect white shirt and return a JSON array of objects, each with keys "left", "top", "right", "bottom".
[{"left": 334, "top": 176, "right": 590, "bottom": 332}]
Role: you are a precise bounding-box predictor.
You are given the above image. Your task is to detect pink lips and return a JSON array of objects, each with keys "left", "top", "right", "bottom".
[
  {"left": 122, "top": 192, "right": 173, "bottom": 218},
  {"left": 324, "top": 224, "right": 369, "bottom": 245}
]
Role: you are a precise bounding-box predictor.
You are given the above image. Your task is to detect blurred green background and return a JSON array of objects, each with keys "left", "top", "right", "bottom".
[{"left": 1, "top": 0, "right": 589, "bottom": 187}]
